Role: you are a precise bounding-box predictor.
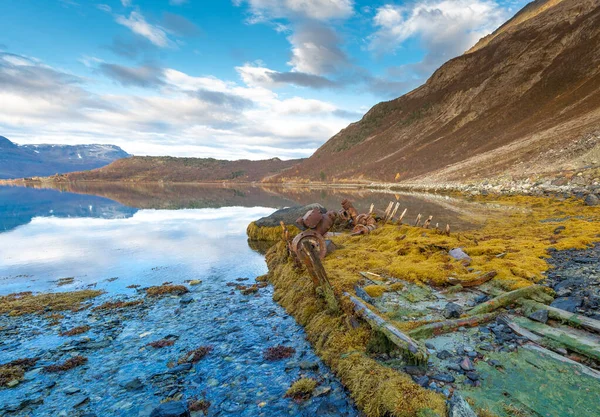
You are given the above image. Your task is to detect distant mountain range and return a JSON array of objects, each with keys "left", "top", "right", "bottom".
[{"left": 0, "top": 136, "right": 130, "bottom": 179}]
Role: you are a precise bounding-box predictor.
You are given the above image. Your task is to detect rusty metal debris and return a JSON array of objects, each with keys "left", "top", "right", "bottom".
[
  {"left": 291, "top": 208, "right": 337, "bottom": 259},
  {"left": 339, "top": 199, "right": 377, "bottom": 235}
]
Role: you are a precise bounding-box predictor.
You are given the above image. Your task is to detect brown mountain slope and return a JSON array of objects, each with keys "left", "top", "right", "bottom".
[
  {"left": 54, "top": 156, "right": 301, "bottom": 183},
  {"left": 280, "top": 0, "right": 600, "bottom": 185}
]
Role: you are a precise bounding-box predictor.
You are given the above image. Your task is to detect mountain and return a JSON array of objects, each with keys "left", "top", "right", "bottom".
[
  {"left": 279, "top": 0, "right": 600, "bottom": 185},
  {"left": 0, "top": 136, "right": 130, "bottom": 179},
  {"left": 50, "top": 156, "right": 301, "bottom": 183}
]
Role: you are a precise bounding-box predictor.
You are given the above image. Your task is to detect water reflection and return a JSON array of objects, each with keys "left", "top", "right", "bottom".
[{"left": 0, "top": 206, "right": 275, "bottom": 296}]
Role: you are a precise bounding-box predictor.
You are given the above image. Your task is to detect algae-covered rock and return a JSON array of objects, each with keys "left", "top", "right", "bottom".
[{"left": 255, "top": 203, "right": 327, "bottom": 228}]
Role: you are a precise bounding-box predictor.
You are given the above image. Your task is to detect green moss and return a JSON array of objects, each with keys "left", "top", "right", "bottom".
[
  {"left": 246, "top": 221, "right": 300, "bottom": 242},
  {"left": 0, "top": 290, "right": 103, "bottom": 316},
  {"left": 285, "top": 378, "right": 317, "bottom": 400}
]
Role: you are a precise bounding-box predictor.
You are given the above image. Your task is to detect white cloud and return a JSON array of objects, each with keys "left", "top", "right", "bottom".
[
  {"left": 96, "top": 4, "right": 112, "bottom": 12},
  {"left": 235, "top": 0, "right": 354, "bottom": 22},
  {"left": 115, "top": 11, "right": 172, "bottom": 48},
  {"left": 288, "top": 22, "right": 349, "bottom": 75},
  {"left": 169, "top": 0, "right": 188, "bottom": 4},
  {"left": 121, "top": 0, "right": 132, "bottom": 6},
  {"left": 369, "top": 0, "right": 507, "bottom": 78},
  {"left": 0, "top": 52, "right": 357, "bottom": 160}
]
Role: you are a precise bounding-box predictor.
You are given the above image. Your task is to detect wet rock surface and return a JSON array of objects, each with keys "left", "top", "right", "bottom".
[
  {"left": 0, "top": 282, "right": 358, "bottom": 416},
  {"left": 544, "top": 243, "right": 600, "bottom": 319},
  {"left": 254, "top": 204, "right": 326, "bottom": 228}
]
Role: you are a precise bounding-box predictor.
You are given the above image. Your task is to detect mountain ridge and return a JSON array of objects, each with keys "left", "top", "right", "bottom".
[
  {"left": 275, "top": 0, "right": 600, "bottom": 185},
  {"left": 0, "top": 136, "right": 130, "bottom": 179}
]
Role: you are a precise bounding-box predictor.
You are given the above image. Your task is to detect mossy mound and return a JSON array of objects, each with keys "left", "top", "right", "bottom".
[
  {"left": 266, "top": 242, "right": 446, "bottom": 417},
  {"left": 246, "top": 221, "right": 300, "bottom": 242}
]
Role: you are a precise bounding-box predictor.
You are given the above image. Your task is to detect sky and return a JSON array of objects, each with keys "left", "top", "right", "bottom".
[{"left": 0, "top": 0, "right": 528, "bottom": 160}]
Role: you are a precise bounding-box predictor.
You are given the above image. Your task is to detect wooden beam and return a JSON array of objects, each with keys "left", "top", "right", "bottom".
[
  {"left": 467, "top": 285, "right": 552, "bottom": 316},
  {"left": 448, "top": 271, "right": 497, "bottom": 288},
  {"left": 345, "top": 293, "right": 428, "bottom": 364},
  {"left": 408, "top": 313, "right": 498, "bottom": 339},
  {"left": 396, "top": 208, "right": 408, "bottom": 225},
  {"left": 520, "top": 299, "right": 600, "bottom": 335}
]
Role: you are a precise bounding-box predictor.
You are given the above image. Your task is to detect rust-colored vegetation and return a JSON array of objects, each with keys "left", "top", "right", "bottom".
[
  {"left": 43, "top": 356, "right": 87, "bottom": 373},
  {"left": 178, "top": 346, "right": 213, "bottom": 364},
  {"left": 147, "top": 339, "right": 176, "bottom": 348},
  {"left": 189, "top": 398, "right": 211, "bottom": 415},
  {"left": 263, "top": 345, "right": 296, "bottom": 361},
  {"left": 60, "top": 325, "right": 91, "bottom": 336},
  {"left": 93, "top": 299, "right": 143, "bottom": 311},
  {"left": 146, "top": 285, "right": 189, "bottom": 297},
  {"left": 0, "top": 358, "right": 39, "bottom": 387}
]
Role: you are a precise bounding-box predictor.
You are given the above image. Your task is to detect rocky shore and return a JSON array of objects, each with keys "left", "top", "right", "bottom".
[{"left": 0, "top": 282, "right": 358, "bottom": 417}]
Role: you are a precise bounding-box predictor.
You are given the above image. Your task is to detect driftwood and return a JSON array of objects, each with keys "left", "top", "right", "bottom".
[
  {"left": 414, "top": 214, "right": 422, "bottom": 227},
  {"left": 408, "top": 313, "right": 497, "bottom": 339},
  {"left": 423, "top": 215, "right": 433, "bottom": 229},
  {"left": 523, "top": 344, "right": 600, "bottom": 380},
  {"left": 468, "top": 285, "right": 552, "bottom": 316},
  {"left": 299, "top": 240, "right": 339, "bottom": 312},
  {"left": 388, "top": 202, "right": 400, "bottom": 223},
  {"left": 445, "top": 224, "right": 451, "bottom": 236},
  {"left": 396, "top": 208, "right": 408, "bottom": 225},
  {"left": 448, "top": 271, "right": 497, "bottom": 288},
  {"left": 510, "top": 316, "right": 600, "bottom": 362},
  {"left": 345, "top": 293, "right": 428, "bottom": 364},
  {"left": 520, "top": 299, "right": 600, "bottom": 334}
]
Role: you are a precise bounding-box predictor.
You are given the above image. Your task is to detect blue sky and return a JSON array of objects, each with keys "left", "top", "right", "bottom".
[{"left": 0, "top": 0, "right": 528, "bottom": 159}]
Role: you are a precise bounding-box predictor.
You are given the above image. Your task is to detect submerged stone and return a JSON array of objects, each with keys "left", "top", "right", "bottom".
[{"left": 149, "top": 401, "right": 190, "bottom": 417}]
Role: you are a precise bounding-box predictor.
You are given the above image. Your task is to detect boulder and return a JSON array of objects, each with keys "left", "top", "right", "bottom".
[
  {"left": 254, "top": 204, "right": 326, "bottom": 228},
  {"left": 449, "top": 248, "right": 471, "bottom": 262},
  {"left": 449, "top": 394, "right": 477, "bottom": 417},
  {"left": 550, "top": 297, "right": 583, "bottom": 313}
]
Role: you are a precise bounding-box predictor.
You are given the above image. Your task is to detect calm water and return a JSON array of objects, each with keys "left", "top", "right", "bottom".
[{"left": 0, "top": 184, "right": 489, "bottom": 416}]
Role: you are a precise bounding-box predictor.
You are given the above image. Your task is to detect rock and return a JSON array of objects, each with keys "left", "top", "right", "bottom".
[
  {"left": 313, "top": 386, "right": 332, "bottom": 397},
  {"left": 165, "top": 363, "right": 193, "bottom": 374},
  {"left": 254, "top": 204, "right": 326, "bottom": 228},
  {"left": 179, "top": 295, "right": 194, "bottom": 304},
  {"left": 437, "top": 350, "right": 453, "bottom": 360},
  {"left": 6, "top": 379, "right": 19, "bottom": 388},
  {"left": 432, "top": 373, "right": 455, "bottom": 383},
  {"left": 553, "top": 226, "right": 566, "bottom": 234},
  {"left": 123, "top": 377, "right": 144, "bottom": 391},
  {"left": 447, "top": 363, "right": 462, "bottom": 372},
  {"left": 299, "top": 361, "right": 319, "bottom": 370},
  {"left": 550, "top": 297, "right": 583, "bottom": 313},
  {"left": 150, "top": 401, "right": 190, "bottom": 417},
  {"left": 449, "top": 394, "right": 477, "bottom": 417},
  {"left": 460, "top": 358, "right": 475, "bottom": 372},
  {"left": 584, "top": 194, "right": 599, "bottom": 206},
  {"left": 443, "top": 302, "right": 463, "bottom": 319},
  {"left": 466, "top": 372, "right": 479, "bottom": 381},
  {"left": 413, "top": 375, "right": 430, "bottom": 387},
  {"left": 404, "top": 366, "right": 426, "bottom": 376},
  {"left": 479, "top": 343, "right": 494, "bottom": 351},
  {"left": 449, "top": 248, "right": 471, "bottom": 262},
  {"left": 64, "top": 387, "right": 81, "bottom": 395},
  {"left": 528, "top": 309, "right": 549, "bottom": 324}
]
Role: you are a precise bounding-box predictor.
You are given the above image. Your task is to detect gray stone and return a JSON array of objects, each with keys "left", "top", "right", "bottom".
[
  {"left": 443, "top": 302, "right": 463, "bottom": 319},
  {"left": 584, "top": 194, "right": 599, "bottom": 206},
  {"left": 413, "top": 375, "right": 430, "bottom": 387},
  {"left": 122, "top": 377, "right": 144, "bottom": 391},
  {"left": 460, "top": 357, "right": 475, "bottom": 372},
  {"left": 432, "top": 373, "right": 455, "bottom": 383},
  {"left": 150, "top": 401, "right": 190, "bottom": 417},
  {"left": 528, "top": 309, "right": 549, "bottom": 324},
  {"left": 299, "top": 361, "right": 319, "bottom": 371},
  {"left": 449, "top": 394, "right": 477, "bottom": 417},
  {"left": 550, "top": 297, "right": 583, "bottom": 313},
  {"left": 449, "top": 248, "right": 471, "bottom": 262}
]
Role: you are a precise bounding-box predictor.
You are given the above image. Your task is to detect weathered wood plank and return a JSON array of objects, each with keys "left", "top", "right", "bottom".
[
  {"left": 468, "top": 285, "right": 553, "bottom": 316},
  {"left": 344, "top": 292, "right": 428, "bottom": 364},
  {"left": 448, "top": 271, "right": 497, "bottom": 288},
  {"left": 300, "top": 240, "right": 339, "bottom": 312},
  {"left": 520, "top": 299, "right": 600, "bottom": 334},
  {"left": 408, "top": 313, "right": 498, "bottom": 339}
]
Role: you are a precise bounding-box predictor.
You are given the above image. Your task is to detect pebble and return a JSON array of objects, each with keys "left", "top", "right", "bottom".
[
  {"left": 460, "top": 358, "right": 475, "bottom": 372},
  {"left": 149, "top": 401, "right": 190, "bottom": 417},
  {"left": 432, "top": 373, "right": 455, "bottom": 383}
]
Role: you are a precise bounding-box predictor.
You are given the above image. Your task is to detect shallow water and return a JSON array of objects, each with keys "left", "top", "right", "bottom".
[{"left": 0, "top": 184, "right": 490, "bottom": 416}]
